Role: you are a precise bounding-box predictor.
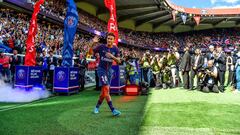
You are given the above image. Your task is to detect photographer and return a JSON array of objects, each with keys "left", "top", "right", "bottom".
[
  {"left": 160, "top": 53, "right": 170, "bottom": 89},
  {"left": 151, "top": 55, "right": 160, "bottom": 88},
  {"left": 126, "top": 48, "right": 138, "bottom": 85},
  {"left": 167, "top": 46, "right": 180, "bottom": 88},
  {"left": 140, "top": 50, "right": 151, "bottom": 84},
  {"left": 200, "top": 60, "right": 219, "bottom": 93}
]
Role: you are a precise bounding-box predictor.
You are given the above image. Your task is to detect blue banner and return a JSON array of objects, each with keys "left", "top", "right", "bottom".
[
  {"left": 0, "top": 44, "right": 12, "bottom": 53},
  {"left": 62, "top": 0, "right": 79, "bottom": 67},
  {"left": 0, "top": 64, "right": 2, "bottom": 73}
]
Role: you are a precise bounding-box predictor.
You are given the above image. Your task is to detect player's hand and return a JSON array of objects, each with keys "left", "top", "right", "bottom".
[
  {"left": 105, "top": 52, "right": 114, "bottom": 59},
  {"left": 92, "top": 36, "right": 99, "bottom": 43}
]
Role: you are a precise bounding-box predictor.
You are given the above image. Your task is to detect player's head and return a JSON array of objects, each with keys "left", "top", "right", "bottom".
[{"left": 106, "top": 33, "right": 115, "bottom": 46}]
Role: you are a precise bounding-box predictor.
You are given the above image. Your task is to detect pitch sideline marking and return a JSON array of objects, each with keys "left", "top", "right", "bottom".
[{"left": 0, "top": 96, "right": 58, "bottom": 112}]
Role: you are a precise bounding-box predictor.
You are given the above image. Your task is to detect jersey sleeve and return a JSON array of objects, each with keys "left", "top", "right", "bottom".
[
  {"left": 93, "top": 45, "right": 102, "bottom": 54},
  {"left": 115, "top": 46, "right": 120, "bottom": 57}
]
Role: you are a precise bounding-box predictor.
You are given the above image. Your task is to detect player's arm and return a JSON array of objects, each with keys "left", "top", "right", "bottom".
[
  {"left": 106, "top": 53, "right": 121, "bottom": 64},
  {"left": 89, "top": 35, "right": 100, "bottom": 49},
  {"left": 105, "top": 50, "right": 121, "bottom": 64}
]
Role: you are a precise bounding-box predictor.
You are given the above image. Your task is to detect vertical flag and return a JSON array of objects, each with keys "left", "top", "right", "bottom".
[
  {"left": 181, "top": 14, "right": 187, "bottom": 24},
  {"left": 24, "top": 0, "right": 44, "bottom": 66},
  {"left": 194, "top": 16, "right": 201, "bottom": 26},
  {"left": 104, "top": 0, "right": 119, "bottom": 45},
  {"left": 62, "top": 0, "right": 79, "bottom": 67},
  {"left": 172, "top": 10, "right": 176, "bottom": 22}
]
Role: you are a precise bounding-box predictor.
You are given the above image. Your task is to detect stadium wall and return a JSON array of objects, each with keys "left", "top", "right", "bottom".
[
  {"left": 136, "top": 23, "right": 153, "bottom": 32},
  {"left": 174, "top": 25, "right": 192, "bottom": 33},
  {"left": 119, "top": 20, "right": 135, "bottom": 30},
  {"left": 97, "top": 13, "right": 109, "bottom": 22},
  {"left": 154, "top": 25, "right": 172, "bottom": 33},
  {"left": 77, "top": 2, "right": 97, "bottom": 16}
]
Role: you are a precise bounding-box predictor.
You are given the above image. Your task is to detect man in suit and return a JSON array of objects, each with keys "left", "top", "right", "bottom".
[
  {"left": 77, "top": 53, "right": 88, "bottom": 91},
  {"left": 190, "top": 48, "right": 203, "bottom": 90},
  {"left": 10, "top": 49, "right": 21, "bottom": 84},
  {"left": 206, "top": 45, "right": 215, "bottom": 61},
  {"left": 180, "top": 46, "right": 191, "bottom": 89},
  {"left": 36, "top": 52, "right": 43, "bottom": 67},
  {"left": 214, "top": 46, "right": 226, "bottom": 92},
  {"left": 48, "top": 50, "right": 57, "bottom": 89}
]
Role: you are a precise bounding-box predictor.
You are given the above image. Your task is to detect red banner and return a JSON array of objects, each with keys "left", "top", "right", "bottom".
[
  {"left": 104, "top": 0, "right": 119, "bottom": 45},
  {"left": 24, "top": 0, "right": 44, "bottom": 66},
  {"left": 194, "top": 16, "right": 201, "bottom": 26}
]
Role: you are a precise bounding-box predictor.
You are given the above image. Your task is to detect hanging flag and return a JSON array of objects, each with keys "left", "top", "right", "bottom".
[
  {"left": 61, "top": 0, "right": 79, "bottom": 67},
  {"left": 172, "top": 10, "right": 176, "bottom": 22},
  {"left": 181, "top": 14, "right": 187, "bottom": 24},
  {"left": 104, "top": 0, "right": 119, "bottom": 45},
  {"left": 194, "top": 16, "right": 201, "bottom": 25},
  {"left": 24, "top": 0, "right": 44, "bottom": 66}
]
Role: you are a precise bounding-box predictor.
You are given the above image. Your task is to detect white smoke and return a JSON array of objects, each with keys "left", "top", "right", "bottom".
[{"left": 0, "top": 80, "right": 51, "bottom": 103}]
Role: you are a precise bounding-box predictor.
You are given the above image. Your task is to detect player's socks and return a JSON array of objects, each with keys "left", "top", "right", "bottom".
[
  {"left": 107, "top": 101, "right": 115, "bottom": 112},
  {"left": 96, "top": 99, "right": 103, "bottom": 108}
]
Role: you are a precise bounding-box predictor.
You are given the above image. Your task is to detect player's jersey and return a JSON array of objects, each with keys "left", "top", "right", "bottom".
[{"left": 93, "top": 44, "right": 119, "bottom": 70}]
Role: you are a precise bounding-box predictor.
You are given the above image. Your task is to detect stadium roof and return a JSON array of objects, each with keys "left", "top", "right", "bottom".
[{"left": 76, "top": 0, "right": 240, "bottom": 33}]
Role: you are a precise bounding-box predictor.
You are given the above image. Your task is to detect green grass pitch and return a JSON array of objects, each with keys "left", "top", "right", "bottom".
[{"left": 0, "top": 86, "right": 240, "bottom": 135}]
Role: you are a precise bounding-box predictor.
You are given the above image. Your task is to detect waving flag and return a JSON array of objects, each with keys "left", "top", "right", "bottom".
[
  {"left": 62, "top": 0, "right": 79, "bottom": 67},
  {"left": 104, "top": 0, "right": 119, "bottom": 45},
  {"left": 24, "top": 0, "right": 44, "bottom": 66}
]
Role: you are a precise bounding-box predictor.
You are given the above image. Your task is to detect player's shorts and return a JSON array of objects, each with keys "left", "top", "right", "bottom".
[{"left": 97, "top": 67, "right": 113, "bottom": 86}]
